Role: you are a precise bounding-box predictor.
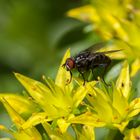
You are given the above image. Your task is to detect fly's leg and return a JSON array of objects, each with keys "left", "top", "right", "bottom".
[
  {"left": 66, "top": 71, "right": 72, "bottom": 85},
  {"left": 91, "top": 65, "right": 99, "bottom": 81},
  {"left": 81, "top": 72, "right": 86, "bottom": 86},
  {"left": 78, "top": 69, "right": 86, "bottom": 86},
  {"left": 101, "top": 60, "right": 111, "bottom": 86},
  {"left": 91, "top": 69, "right": 97, "bottom": 80}
]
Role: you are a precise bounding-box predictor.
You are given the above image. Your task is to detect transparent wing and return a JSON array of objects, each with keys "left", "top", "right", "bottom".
[
  {"left": 81, "top": 42, "right": 107, "bottom": 53},
  {"left": 80, "top": 41, "right": 123, "bottom": 54},
  {"left": 97, "top": 49, "right": 123, "bottom": 54}
]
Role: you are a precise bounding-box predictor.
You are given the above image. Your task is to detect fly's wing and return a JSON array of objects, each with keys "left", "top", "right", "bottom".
[
  {"left": 74, "top": 41, "right": 123, "bottom": 58},
  {"left": 74, "top": 42, "right": 108, "bottom": 58},
  {"left": 83, "top": 42, "right": 109, "bottom": 53},
  {"left": 98, "top": 49, "right": 123, "bottom": 54}
]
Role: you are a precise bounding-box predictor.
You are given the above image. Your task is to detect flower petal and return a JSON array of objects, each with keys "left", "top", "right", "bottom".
[
  {"left": 131, "top": 58, "right": 140, "bottom": 77},
  {"left": 67, "top": 5, "right": 99, "bottom": 23},
  {"left": 116, "top": 61, "right": 131, "bottom": 99},
  {"left": 113, "top": 120, "right": 129, "bottom": 132},
  {"left": 81, "top": 125, "right": 95, "bottom": 140},
  {"left": 73, "top": 125, "right": 95, "bottom": 140},
  {"left": 22, "top": 112, "right": 52, "bottom": 129},
  {"left": 87, "top": 87, "right": 114, "bottom": 123},
  {"left": 14, "top": 73, "right": 52, "bottom": 110},
  {"left": 124, "top": 126, "right": 140, "bottom": 140},
  {"left": 73, "top": 81, "right": 96, "bottom": 108},
  {"left": 55, "top": 49, "right": 73, "bottom": 94},
  {"left": 68, "top": 112, "right": 106, "bottom": 127},
  {"left": 112, "top": 88, "right": 128, "bottom": 117},
  {"left": 57, "top": 118, "right": 70, "bottom": 133},
  {"left": 42, "top": 122, "right": 74, "bottom": 140},
  {"left": 0, "top": 94, "right": 40, "bottom": 119},
  {"left": 0, "top": 98, "right": 42, "bottom": 140},
  {"left": 15, "top": 73, "right": 72, "bottom": 118},
  {"left": 127, "top": 98, "right": 140, "bottom": 118}
]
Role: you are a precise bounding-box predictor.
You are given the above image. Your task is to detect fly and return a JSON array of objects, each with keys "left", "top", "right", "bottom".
[{"left": 62, "top": 42, "right": 122, "bottom": 85}]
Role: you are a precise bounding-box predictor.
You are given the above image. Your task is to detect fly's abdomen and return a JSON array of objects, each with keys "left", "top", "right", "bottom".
[{"left": 90, "top": 53, "right": 111, "bottom": 67}]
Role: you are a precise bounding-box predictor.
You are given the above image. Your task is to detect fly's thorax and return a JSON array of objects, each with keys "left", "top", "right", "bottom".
[{"left": 75, "top": 52, "right": 90, "bottom": 64}]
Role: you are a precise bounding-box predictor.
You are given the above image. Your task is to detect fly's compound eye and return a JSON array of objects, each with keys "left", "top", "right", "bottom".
[{"left": 65, "top": 58, "right": 75, "bottom": 71}]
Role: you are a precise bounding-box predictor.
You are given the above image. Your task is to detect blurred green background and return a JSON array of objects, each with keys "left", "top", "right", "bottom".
[
  {"left": 1, "top": 0, "right": 140, "bottom": 139},
  {"left": 0, "top": 0, "right": 97, "bottom": 93}
]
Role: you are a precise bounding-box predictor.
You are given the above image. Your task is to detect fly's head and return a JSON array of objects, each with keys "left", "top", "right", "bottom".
[
  {"left": 62, "top": 57, "right": 75, "bottom": 84},
  {"left": 62, "top": 57, "right": 75, "bottom": 71}
]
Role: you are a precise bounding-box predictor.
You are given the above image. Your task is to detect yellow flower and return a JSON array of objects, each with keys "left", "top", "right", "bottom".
[
  {"left": 67, "top": 1, "right": 140, "bottom": 75},
  {"left": 1, "top": 49, "right": 140, "bottom": 139},
  {"left": 0, "top": 49, "right": 97, "bottom": 138},
  {"left": 68, "top": 61, "right": 140, "bottom": 132},
  {"left": 124, "top": 126, "right": 140, "bottom": 140}
]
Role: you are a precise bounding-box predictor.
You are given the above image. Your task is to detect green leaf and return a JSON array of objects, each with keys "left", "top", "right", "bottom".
[{"left": 0, "top": 125, "right": 13, "bottom": 137}]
